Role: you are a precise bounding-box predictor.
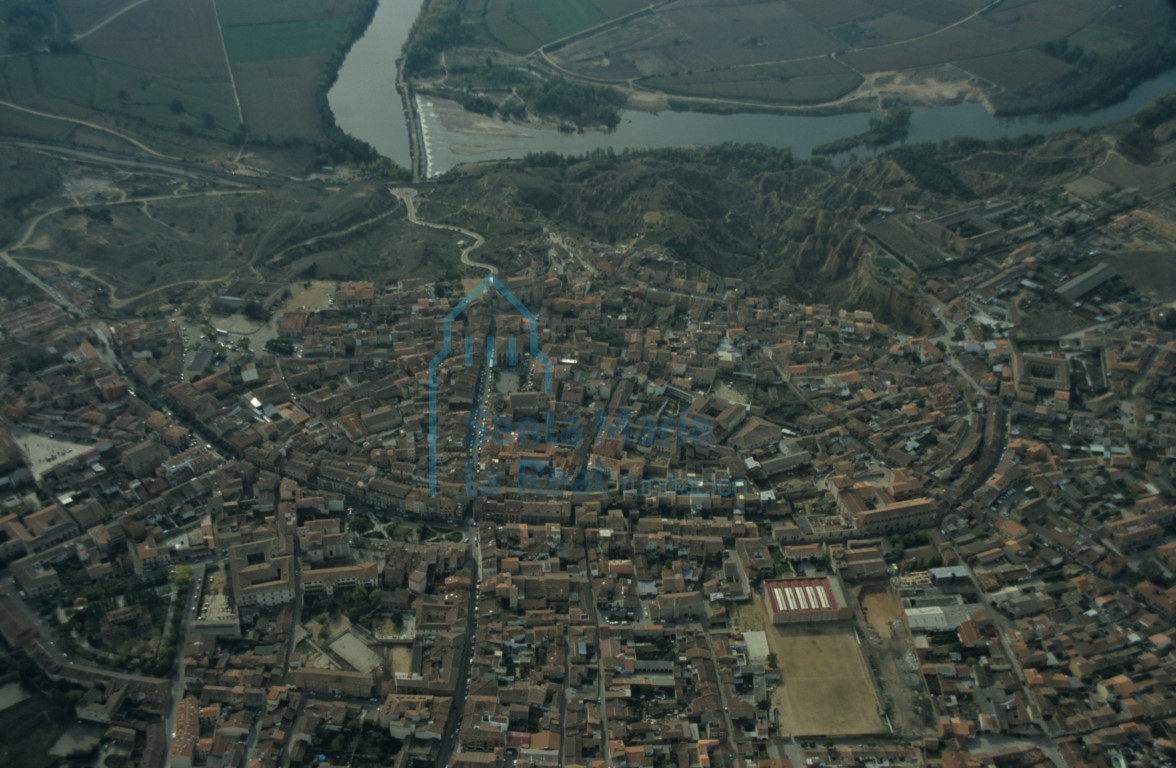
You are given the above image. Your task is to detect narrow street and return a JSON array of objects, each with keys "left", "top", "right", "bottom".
[{"left": 581, "top": 540, "right": 614, "bottom": 768}]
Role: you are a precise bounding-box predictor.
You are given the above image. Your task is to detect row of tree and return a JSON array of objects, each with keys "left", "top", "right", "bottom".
[
  {"left": 522, "top": 78, "right": 626, "bottom": 129},
  {"left": 402, "top": 0, "right": 464, "bottom": 76}
]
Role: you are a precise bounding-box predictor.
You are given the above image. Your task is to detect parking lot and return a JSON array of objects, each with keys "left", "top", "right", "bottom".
[{"left": 12, "top": 429, "right": 94, "bottom": 479}]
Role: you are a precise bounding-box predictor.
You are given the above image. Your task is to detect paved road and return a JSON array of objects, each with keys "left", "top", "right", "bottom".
[
  {"left": 437, "top": 539, "right": 481, "bottom": 768},
  {"left": 164, "top": 562, "right": 207, "bottom": 761},
  {"left": 580, "top": 540, "right": 614, "bottom": 767}
]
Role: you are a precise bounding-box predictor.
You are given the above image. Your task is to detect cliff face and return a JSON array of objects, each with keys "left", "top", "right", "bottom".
[{"left": 847, "top": 254, "right": 937, "bottom": 333}]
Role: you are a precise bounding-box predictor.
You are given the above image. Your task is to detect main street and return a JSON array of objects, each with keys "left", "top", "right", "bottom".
[
  {"left": 437, "top": 525, "right": 482, "bottom": 768},
  {"left": 580, "top": 540, "right": 615, "bottom": 768},
  {"left": 164, "top": 562, "right": 207, "bottom": 762}
]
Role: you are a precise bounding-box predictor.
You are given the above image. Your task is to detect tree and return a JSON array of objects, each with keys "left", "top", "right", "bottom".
[
  {"left": 169, "top": 99, "right": 184, "bottom": 114},
  {"left": 766, "top": 653, "right": 778, "bottom": 669},
  {"left": 265, "top": 338, "right": 295, "bottom": 355},
  {"left": 236, "top": 336, "right": 251, "bottom": 351},
  {"left": 201, "top": 112, "right": 216, "bottom": 129},
  {"left": 243, "top": 301, "right": 268, "bottom": 322},
  {"left": 173, "top": 565, "right": 193, "bottom": 586}
]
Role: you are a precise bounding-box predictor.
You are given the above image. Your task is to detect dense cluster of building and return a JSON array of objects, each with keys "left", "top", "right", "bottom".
[{"left": 0, "top": 174, "right": 1175, "bottom": 768}]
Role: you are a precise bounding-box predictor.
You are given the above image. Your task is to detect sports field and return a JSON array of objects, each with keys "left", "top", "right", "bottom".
[{"left": 735, "top": 601, "right": 885, "bottom": 737}]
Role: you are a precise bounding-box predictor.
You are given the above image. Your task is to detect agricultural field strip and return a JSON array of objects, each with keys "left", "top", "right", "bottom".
[
  {"left": 0, "top": 98, "right": 173, "bottom": 157},
  {"left": 209, "top": 0, "right": 245, "bottom": 127},
  {"left": 533, "top": 0, "right": 673, "bottom": 56},
  {"left": 220, "top": 18, "right": 352, "bottom": 63}
]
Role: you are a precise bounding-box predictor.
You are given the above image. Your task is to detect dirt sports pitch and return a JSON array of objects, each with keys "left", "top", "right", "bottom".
[{"left": 736, "top": 603, "right": 885, "bottom": 737}]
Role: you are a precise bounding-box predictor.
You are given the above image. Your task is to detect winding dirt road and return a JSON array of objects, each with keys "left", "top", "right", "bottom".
[{"left": 388, "top": 186, "right": 497, "bottom": 275}]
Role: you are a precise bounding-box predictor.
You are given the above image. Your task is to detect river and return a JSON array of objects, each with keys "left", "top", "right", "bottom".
[
  {"left": 330, "top": 0, "right": 1176, "bottom": 177},
  {"left": 327, "top": 0, "right": 421, "bottom": 165}
]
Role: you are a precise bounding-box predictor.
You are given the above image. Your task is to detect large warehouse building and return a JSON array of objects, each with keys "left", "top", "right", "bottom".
[{"left": 762, "top": 575, "right": 853, "bottom": 624}]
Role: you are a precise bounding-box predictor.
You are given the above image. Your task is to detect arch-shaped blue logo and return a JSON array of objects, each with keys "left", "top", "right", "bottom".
[{"left": 427, "top": 274, "right": 553, "bottom": 497}]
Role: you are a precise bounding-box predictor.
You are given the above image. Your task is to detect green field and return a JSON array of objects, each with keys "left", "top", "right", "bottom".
[
  {"left": 0, "top": 103, "right": 74, "bottom": 142},
  {"left": 216, "top": 0, "right": 361, "bottom": 26},
  {"left": 513, "top": 0, "right": 1144, "bottom": 108},
  {"left": 0, "top": 47, "right": 241, "bottom": 140},
  {"left": 234, "top": 57, "right": 328, "bottom": 140},
  {"left": 0, "top": 55, "right": 97, "bottom": 115},
  {"left": 484, "top": 0, "right": 645, "bottom": 53},
  {"left": 643, "top": 58, "right": 862, "bottom": 104},
  {"left": 531, "top": 0, "right": 606, "bottom": 38},
  {"left": 962, "top": 48, "right": 1075, "bottom": 88},
  {"left": 223, "top": 18, "right": 351, "bottom": 63},
  {"left": 845, "top": 0, "right": 1119, "bottom": 73},
  {"left": 78, "top": 0, "right": 240, "bottom": 131},
  {"left": 0, "top": 0, "right": 379, "bottom": 152},
  {"left": 1067, "top": 22, "right": 1136, "bottom": 55},
  {"left": 91, "top": 57, "right": 239, "bottom": 131},
  {"left": 56, "top": 0, "right": 129, "bottom": 33},
  {"left": 784, "top": 0, "right": 877, "bottom": 28}
]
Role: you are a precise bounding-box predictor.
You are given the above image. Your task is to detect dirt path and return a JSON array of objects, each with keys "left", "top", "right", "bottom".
[
  {"left": 388, "top": 186, "right": 497, "bottom": 275},
  {"left": 265, "top": 202, "right": 401, "bottom": 267},
  {"left": 3, "top": 188, "right": 262, "bottom": 309},
  {"left": 0, "top": 98, "right": 174, "bottom": 158},
  {"left": 207, "top": 0, "right": 247, "bottom": 161}
]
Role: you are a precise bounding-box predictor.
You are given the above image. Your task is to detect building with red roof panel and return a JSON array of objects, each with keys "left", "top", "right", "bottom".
[{"left": 762, "top": 575, "right": 852, "bottom": 624}]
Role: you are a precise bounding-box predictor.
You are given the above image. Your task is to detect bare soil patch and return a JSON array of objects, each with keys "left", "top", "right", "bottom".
[{"left": 861, "top": 586, "right": 904, "bottom": 639}]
